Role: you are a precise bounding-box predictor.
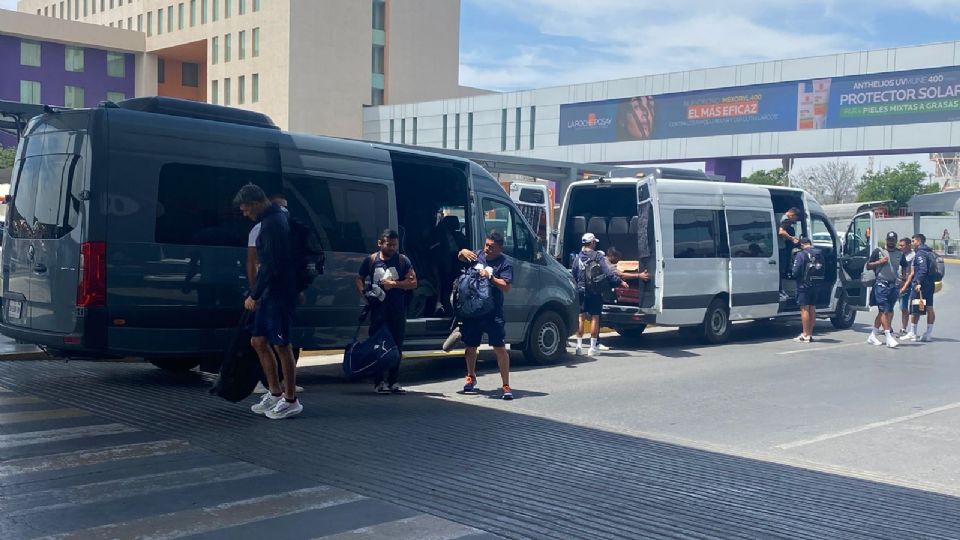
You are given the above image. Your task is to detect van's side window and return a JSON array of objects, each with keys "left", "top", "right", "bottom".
[
  {"left": 283, "top": 175, "right": 388, "bottom": 254},
  {"left": 155, "top": 163, "right": 280, "bottom": 247},
  {"left": 673, "top": 209, "right": 724, "bottom": 259},
  {"left": 727, "top": 210, "right": 774, "bottom": 258},
  {"left": 481, "top": 198, "right": 535, "bottom": 261}
]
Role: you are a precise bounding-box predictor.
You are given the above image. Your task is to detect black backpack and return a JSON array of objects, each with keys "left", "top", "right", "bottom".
[
  {"left": 803, "top": 249, "right": 826, "bottom": 284},
  {"left": 210, "top": 312, "right": 262, "bottom": 403},
  {"left": 925, "top": 250, "right": 945, "bottom": 282},
  {"left": 579, "top": 253, "right": 606, "bottom": 295},
  {"left": 288, "top": 217, "right": 325, "bottom": 292}
]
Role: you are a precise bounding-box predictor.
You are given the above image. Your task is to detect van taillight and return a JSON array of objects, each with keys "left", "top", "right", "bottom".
[{"left": 77, "top": 242, "right": 106, "bottom": 307}]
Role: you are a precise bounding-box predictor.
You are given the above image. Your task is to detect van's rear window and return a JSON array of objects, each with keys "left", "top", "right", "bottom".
[{"left": 8, "top": 153, "right": 82, "bottom": 240}]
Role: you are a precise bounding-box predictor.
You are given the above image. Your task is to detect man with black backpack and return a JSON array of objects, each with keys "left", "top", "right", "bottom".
[
  {"left": 791, "top": 237, "right": 824, "bottom": 343},
  {"left": 905, "top": 233, "right": 940, "bottom": 342},
  {"left": 572, "top": 233, "right": 628, "bottom": 356},
  {"left": 235, "top": 185, "right": 302, "bottom": 419},
  {"left": 456, "top": 231, "right": 514, "bottom": 400},
  {"left": 356, "top": 229, "right": 417, "bottom": 394}
]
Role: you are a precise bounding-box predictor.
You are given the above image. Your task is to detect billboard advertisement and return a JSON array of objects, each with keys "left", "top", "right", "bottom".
[{"left": 559, "top": 66, "right": 960, "bottom": 146}]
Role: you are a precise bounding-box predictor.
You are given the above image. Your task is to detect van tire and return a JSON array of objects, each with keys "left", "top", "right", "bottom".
[
  {"left": 616, "top": 325, "right": 647, "bottom": 340},
  {"left": 830, "top": 296, "right": 856, "bottom": 329},
  {"left": 148, "top": 358, "right": 201, "bottom": 372},
  {"left": 523, "top": 310, "right": 567, "bottom": 365},
  {"left": 701, "top": 299, "right": 732, "bottom": 344}
]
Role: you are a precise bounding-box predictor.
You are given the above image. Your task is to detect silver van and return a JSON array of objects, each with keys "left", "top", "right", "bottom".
[{"left": 1, "top": 98, "right": 577, "bottom": 369}]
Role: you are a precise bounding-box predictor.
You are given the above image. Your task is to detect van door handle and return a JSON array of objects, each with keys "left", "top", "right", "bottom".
[
  {"left": 33, "top": 263, "right": 47, "bottom": 274},
  {"left": 768, "top": 260, "right": 777, "bottom": 265}
]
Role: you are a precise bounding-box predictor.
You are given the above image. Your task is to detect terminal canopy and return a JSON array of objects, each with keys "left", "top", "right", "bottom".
[{"left": 908, "top": 191, "right": 960, "bottom": 214}]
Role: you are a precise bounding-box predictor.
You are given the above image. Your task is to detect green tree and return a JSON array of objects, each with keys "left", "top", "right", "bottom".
[
  {"left": 743, "top": 168, "right": 788, "bottom": 186},
  {"left": 857, "top": 162, "right": 940, "bottom": 212},
  {"left": 0, "top": 145, "right": 15, "bottom": 169}
]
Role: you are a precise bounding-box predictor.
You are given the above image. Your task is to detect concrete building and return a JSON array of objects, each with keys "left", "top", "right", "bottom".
[
  {"left": 362, "top": 40, "right": 960, "bottom": 183},
  {"left": 14, "top": 0, "right": 485, "bottom": 137}
]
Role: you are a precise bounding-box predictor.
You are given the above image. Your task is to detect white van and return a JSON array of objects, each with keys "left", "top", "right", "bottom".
[{"left": 555, "top": 168, "right": 870, "bottom": 343}]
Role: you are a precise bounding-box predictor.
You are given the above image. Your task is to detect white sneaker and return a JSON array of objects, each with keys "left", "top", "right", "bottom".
[
  {"left": 574, "top": 346, "right": 582, "bottom": 355},
  {"left": 899, "top": 329, "right": 908, "bottom": 337},
  {"left": 904, "top": 332, "right": 919, "bottom": 342},
  {"left": 793, "top": 334, "right": 811, "bottom": 343},
  {"left": 886, "top": 336, "right": 900, "bottom": 349},
  {"left": 251, "top": 393, "right": 281, "bottom": 414},
  {"left": 265, "top": 398, "right": 303, "bottom": 420},
  {"left": 598, "top": 344, "right": 611, "bottom": 351},
  {"left": 253, "top": 381, "right": 269, "bottom": 394},
  {"left": 389, "top": 383, "right": 406, "bottom": 394},
  {"left": 375, "top": 381, "right": 390, "bottom": 394},
  {"left": 920, "top": 334, "right": 932, "bottom": 343},
  {"left": 587, "top": 346, "right": 598, "bottom": 357},
  {"left": 867, "top": 334, "right": 883, "bottom": 346}
]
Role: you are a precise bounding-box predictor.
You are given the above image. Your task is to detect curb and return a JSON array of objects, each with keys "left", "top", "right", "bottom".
[{"left": 0, "top": 349, "right": 48, "bottom": 360}]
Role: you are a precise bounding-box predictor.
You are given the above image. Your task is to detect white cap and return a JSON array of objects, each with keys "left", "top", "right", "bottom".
[{"left": 581, "top": 232, "right": 597, "bottom": 245}]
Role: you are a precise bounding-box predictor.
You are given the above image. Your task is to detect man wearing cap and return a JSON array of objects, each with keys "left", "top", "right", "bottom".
[
  {"left": 791, "top": 237, "right": 822, "bottom": 342},
  {"left": 572, "top": 232, "right": 628, "bottom": 356},
  {"left": 865, "top": 232, "right": 902, "bottom": 348}
]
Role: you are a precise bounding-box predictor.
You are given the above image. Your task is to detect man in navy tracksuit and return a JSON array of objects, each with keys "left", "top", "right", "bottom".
[
  {"left": 235, "top": 184, "right": 302, "bottom": 420},
  {"left": 905, "top": 233, "right": 937, "bottom": 342}
]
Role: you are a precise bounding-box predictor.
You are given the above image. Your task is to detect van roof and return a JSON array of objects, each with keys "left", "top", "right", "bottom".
[{"left": 114, "top": 97, "right": 279, "bottom": 130}]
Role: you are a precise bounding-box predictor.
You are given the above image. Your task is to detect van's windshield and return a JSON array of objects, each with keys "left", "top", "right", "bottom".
[{"left": 8, "top": 125, "right": 85, "bottom": 240}]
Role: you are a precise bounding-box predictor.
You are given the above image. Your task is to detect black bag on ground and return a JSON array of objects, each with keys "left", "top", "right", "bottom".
[
  {"left": 211, "top": 312, "right": 263, "bottom": 402},
  {"left": 342, "top": 307, "right": 401, "bottom": 379}
]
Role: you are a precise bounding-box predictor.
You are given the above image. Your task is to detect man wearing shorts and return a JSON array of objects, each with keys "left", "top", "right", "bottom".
[
  {"left": 457, "top": 231, "right": 515, "bottom": 400},
  {"left": 896, "top": 238, "right": 915, "bottom": 335},
  {"left": 905, "top": 234, "right": 936, "bottom": 342},
  {"left": 866, "top": 232, "right": 902, "bottom": 349},
  {"left": 572, "top": 233, "right": 627, "bottom": 356},
  {"left": 236, "top": 185, "right": 302, "bottom": 419}
]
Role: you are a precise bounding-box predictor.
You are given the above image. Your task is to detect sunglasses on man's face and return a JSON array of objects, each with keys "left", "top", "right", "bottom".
[{"left": 484, "top": 242, "right": 497, "bottom": 249}]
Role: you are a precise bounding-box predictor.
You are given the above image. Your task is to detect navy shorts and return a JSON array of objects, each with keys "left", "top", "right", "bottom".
[
  {"left": 795, "top": 286, "right": 816, "bottom": 307},
  {"left": 871, "top": 281, "right": 898, "bottom": 313},
  {"left": 251, "top": 295, "right": 296, "bottom": 346},
  {"left": 580, "top": 293, "right": 603, "bottom": 317},
  {"left": 461, "top": 315, "right": 506, "bottom": 348}
]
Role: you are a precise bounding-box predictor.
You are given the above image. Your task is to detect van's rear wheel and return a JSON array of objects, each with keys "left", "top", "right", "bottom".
[
  {"left": 148, "top": 358, "right": 201, "bottom": 372},
  {"left": 523, "top": 310, "right": 566, "bottom": 365},
  {"left": 700, "top": 299, "right": 731, "bottom": 344},
  {"left": 830, "top": 295, "right": 857, "bottom": 329}
]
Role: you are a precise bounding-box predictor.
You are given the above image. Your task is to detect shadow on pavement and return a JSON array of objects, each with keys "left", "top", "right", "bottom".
[{"left": 1, "top": 359, "right": 958, "bottom": 539}]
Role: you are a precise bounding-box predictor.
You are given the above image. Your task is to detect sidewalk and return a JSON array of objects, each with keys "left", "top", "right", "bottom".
[{"left": 0, "top": 335, "right": 44, "bottom": 360}]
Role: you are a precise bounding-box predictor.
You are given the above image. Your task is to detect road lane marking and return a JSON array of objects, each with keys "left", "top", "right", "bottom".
[
  {"left": 0, "top": 439, "right": 191, "bottom": 477},
  {"left": 320, "top": 514, "right": 481, "bottom": 540},
  {"left": 777, "top": 342, "right": 861, "bottom": 355},
  {"left": 0, "top": 408, "right": 91, "bottom": 425},
  {"left": 0, "top": 395, "right": 46, "bottom": 406},
  {"left": 0, "top": 423, "right": 140, "bottom": 449},
  {"left": 776, "top": 401, "right": 960, "bottom": 450}
]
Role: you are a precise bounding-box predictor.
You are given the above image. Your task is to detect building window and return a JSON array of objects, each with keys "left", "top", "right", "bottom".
[
  {"left": 515, "top": 107, "right": 521, "bottom": 151},
  {"left": 212, "top": 0, "right": 218, "bottom": 21},
  {"left": 107, "top": 91, "right": 125, "bottom": 102},
  {"left": 83, "top": 0, "right": 87, "bottom": 17},
  {"left": 389, "top": 119, "right": 394, "bottom": 143},
  {"left": 412, "top": 117, "right": 417, "bottom": 145},
  {"left": 147, "top": 11, "right": 152, "bottom": 36},
  {"left": 371, "top": 88, "right": 383, "bottom": 106},
  {"left": 60, "top": 2, "right": 65, "bottom": 18},
  {"left": 225, "top": 0, "right": 231, "bottom": 18},
  {"left": 252, "top": 27, "right": 260, "bottom": 57},
  {"left": 238, "top": 30, "right": 246, "bottom": 59},
  {"left": 238, "top": 75, "right": 245, "bottom": 104},
  {"left": 239, "top": 0, "right": 245, "bottom": 15},
  {"left": 107, "top": 52, "right": 125, "bottom": 77},
  {"left": 108, "top": 0, "right": 113, "bottom": 9},
  {"left": 223, "top": 77, "right": 231, "bottom": 105},
  {"left": 157, "top": 9, "right": 163, "bottom": 35},
  {"left": 202, "top": 0, "right": 207, "bottom": 23},
  {"left": 20, "top": 81, "right": 41, "bottom": 104},
  {"left": 224, "top": 34, "right": 231, "bottom": 62},
  {"left": 127, "top": 17, "right": 132, "bottom": 29},
  {"left": 177, "top": 3, "right": 184, "bottom": 29},
  {"left": 500, "top": 109, "right": 507, "bottom": 152},
  {"left": 253, "top": 0, "right": 260, "bottom": 11},
  {"left": 211, "top": 36, "right": 218, "bottom": 64},
  {"left": 44, "top": 7, "right": 48, "bottom": 17},
  {"left": 100, "top": 0, "right": 104, "bottom": 13},
  {"left": 190, "top": 0, "right": 196, "bottom": 26},
  {"left": 372, "top": 0, "right": 385, "bottom": 30},
  {"left": 182, "top": 62, "right": 200, "bottom": 87},
  {"left": 211, "top": 79, "right": 218, "bottom": 104},
  {"left": 673, "top": 209, "right": 724, "bottom": 259},
  {"left": 400, "top": 118, "right": 406, "bottom": 144},
  {"left": 137, "top": 14, "right": 143, "bottom": 31},
  {"left": 20, "top": 41, "right": 41, "bottom": 67},
  {"left": 454, "top": 113, "right": 460, "bottom": 150},
  {"left": 252, "top": 73, "right": 259, "bottom": 102},
  {"left": 157, "top": 58, "right": 166, "bottom": 83},
  {"left": 442, "top": 115, "right": 448, "bottom": 148},
  {"left": 64, "top": 85, "right": 85, "bottom": 108},
  {"left": 529, "top": 106, "right": 536, "bottom": 149},
  {"left": 372, "top": 44, "right": 384, "bottom": 75},
  {"left": 168, "top": 6, "right": 174, "bottom": 32}
]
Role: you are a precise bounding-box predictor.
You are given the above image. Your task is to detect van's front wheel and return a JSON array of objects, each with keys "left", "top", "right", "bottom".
[
  {"left": 523, "top": 311, "right": 567, "bottom": 365},
  {"left": 148, "top": 358, "right": 201, "bottom": 372}
]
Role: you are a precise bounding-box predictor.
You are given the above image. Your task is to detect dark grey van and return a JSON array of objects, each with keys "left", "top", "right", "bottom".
[{"left": 0, "top": 98, "right": 577, "bottom": 369}]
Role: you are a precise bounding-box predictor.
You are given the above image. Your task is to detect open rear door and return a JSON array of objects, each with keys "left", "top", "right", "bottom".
[
  {"left": 509, "top": 182, "right": 552, "bottom": 253},
  {"left": 839, "top": 211, "right": 876, "bottom": 310},
  {"left": 637, "top": 178, "right": 662, "bottom": 314}
]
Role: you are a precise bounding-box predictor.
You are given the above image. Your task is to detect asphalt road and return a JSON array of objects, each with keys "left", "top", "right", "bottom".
[{"left": 1, "top": 278, "right": 959, "bottom": 538}]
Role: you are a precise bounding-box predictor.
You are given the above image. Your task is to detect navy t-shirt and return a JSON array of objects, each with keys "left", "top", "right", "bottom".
[
  {"left": 358, "top": 253, "right": 414, "bottom": 312},
  {"left": 469, "top": 251, "right": 513, "bottom": 317}
]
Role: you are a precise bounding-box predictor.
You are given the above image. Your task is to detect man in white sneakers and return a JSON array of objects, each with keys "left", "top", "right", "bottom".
[
  {"left": 905, "top": 234, "right": 937, "bottom": 342},
  {"left": 866, "top": 232, "right": 902, "bottom": 348}
]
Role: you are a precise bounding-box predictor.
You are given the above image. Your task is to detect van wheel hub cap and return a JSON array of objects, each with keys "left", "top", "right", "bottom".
[{"left": 538, "top": 322, "right": 560, "bottom": 356}]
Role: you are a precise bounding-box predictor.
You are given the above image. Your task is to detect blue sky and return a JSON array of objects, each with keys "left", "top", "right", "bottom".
[{"left": 459, "top": 0, "right": 960, "bottom": 91}]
